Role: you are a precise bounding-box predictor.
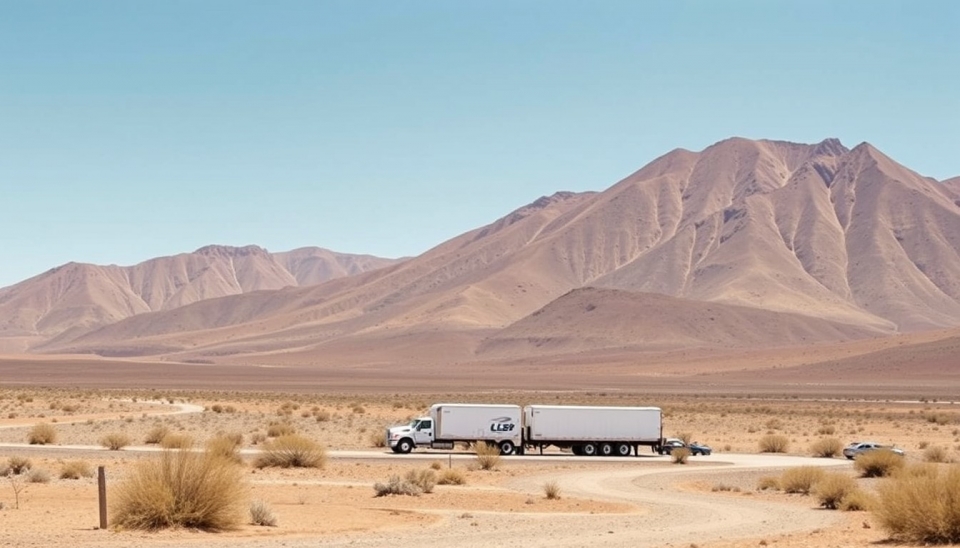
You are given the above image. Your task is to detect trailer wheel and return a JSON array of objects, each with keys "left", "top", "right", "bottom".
[
  {"left": 581, "top": 443, "right": 598, "bottom": 457},
  {"left": 396, "top": 438, "right": 414, "bottom": 454},
  {"left": 571, "top": 445, "right": 583, "bottom": 456},
  {"left": 498, "top": 440, "right": 515, "bottom": 455},
  {"left": 615, "top": 443, "right": 632, "bottom": 456},
  {"left": 599, "top": 443, "right": 614, "bottom": 456}
]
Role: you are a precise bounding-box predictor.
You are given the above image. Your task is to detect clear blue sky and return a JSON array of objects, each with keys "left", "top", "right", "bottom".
[{"left": 1, "top": 1, "right": 957, "bottom": 288}]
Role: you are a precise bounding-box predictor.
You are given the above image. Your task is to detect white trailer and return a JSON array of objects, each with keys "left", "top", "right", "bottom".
[
  {"left": 523, "top": 405, "right": 663, "bottom": 456},
  {"left": 386, "top": 403, "right": 522, "bottom": 455}
]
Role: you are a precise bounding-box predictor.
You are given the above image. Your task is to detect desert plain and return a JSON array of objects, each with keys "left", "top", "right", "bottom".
[{"left": 2, "top": 358, "right": 959, "bottom": 548}]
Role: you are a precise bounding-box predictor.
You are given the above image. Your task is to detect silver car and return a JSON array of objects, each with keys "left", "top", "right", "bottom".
[{"left": 842, "top": 441, "right": 905, "bottom": 459}]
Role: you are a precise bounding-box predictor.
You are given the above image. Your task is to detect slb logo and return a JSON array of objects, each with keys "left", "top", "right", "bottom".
[{"left": 490, "top": 416, "right": 516, "bottom": 432}]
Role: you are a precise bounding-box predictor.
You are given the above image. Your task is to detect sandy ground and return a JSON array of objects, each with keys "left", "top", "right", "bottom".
[{"left": 0, "top": 388, "right": 955, "bottom": 547}]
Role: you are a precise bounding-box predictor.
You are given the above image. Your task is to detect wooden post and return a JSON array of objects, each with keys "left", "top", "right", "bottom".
[{"left": 98, "top": 466, "right": 107, "bottom": 529}]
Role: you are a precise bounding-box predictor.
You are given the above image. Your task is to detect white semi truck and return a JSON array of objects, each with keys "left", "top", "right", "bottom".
[
  {"left": 387, "top": 403, "right": 523, "bottom": 455},
  {"left": 386, "top": 403, "right": 662, "bottom": 456}
]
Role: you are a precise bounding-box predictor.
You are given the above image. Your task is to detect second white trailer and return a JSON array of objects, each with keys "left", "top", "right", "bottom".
[{"left": 523, "top": 405, "right": 663, "bottom": 456}]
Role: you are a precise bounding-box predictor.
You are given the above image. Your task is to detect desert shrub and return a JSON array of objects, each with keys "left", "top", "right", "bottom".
[
  {"left": 7, "top": 456, "right": 32, "bottom": 475},
  {"left": 810, "top": 437, "right": 842, "bottom": 458},
  {"left": 27, "top": 468, "right": 51, "bottom": 483},
  {"left": 144, "top": 425, "right": 170, "bottom": 444},
  {"left": 100, "top": 432, "right": 131, "bottom": 450},
  {"left": 266, "top": 422, "right": 295, "bottom": 438},
  {"left": 374, "top": 475, "right": 421, "bottom": 497},
  {"left": 756, "top": 476, "right": 780, "bottom": 491},
  {"left": 711, "top": 483, "right": 741, "bottom": 492},
  {"left": 429, "top": 460, "right": 443, "bottom": 471},
  {"left": 437, "top": 468, "right": 466, "bottom": 485},
  {"left": 249, "top": 500, "right": 277, "bottom": 527},
  {"left": 254, "top": 434, "right": 326, "bottom": 469},
  {"left": 671, "top": 447, "right": 691, "bottom": 464},
  {"left": 676, "top": 432, "right": 693, "bottom": 444},
  {"left": 758, "top": 434, "right": 789, "bottom": 453},
  {"left": 817, "top": 424, "right": 836, "bottom": 435},
  {"left": 404, "top": 469, "right": 437, "bottom": 494},
  {"left": 314, "top": 410, "right": 331, "bottom": 422},
  {"left": 60, "top": 460, "right": 94, "bottom": 479},
  {"left": 206, "top": 434, "right": 244, "bottom": 464},
  {"left": 923, "top": 445, "right": 949, "bottom": 463},
  {"left": 250, "top": 432, "right": 267, "bottom": 445},
  {"left": 543, "top": 480, "right": 562, "bottom": 499},
  {"left": 765, "top": 418, "right": 783, "bottom": 430},
  {"left": 874, "top": 464, "right": 960, "bottom": 543},
  {"left": 27, "top": 423, "right": 57, "bottom": 445},
  {"left": 112, "top": 449, "right": 245, "bottom": 531},
  {"left": 473, "top": 442, "right": 501, "bottom": 471},
  {"left": 779, "top": 466, "right": 825, "bottom": 495},
  {"left": 368, "top": 430, "right": 386, "bottom": 448},
  {"left": 814, "top": 472, "right": 858, "bottom": 509},
  {"left": 159, "top": 433, "right": 194, "bottom": 450},
  {"left": 854, "top": 449, "right": 904, "bottom": 478},
  {"left": 840, "top": 489, "right": 874, "bottom": 511}
]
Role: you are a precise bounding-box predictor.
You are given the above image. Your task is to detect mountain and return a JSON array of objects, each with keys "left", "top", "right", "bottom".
[
  {"left": 944, "top": 176, "right": 960, "bottom": 199},
  {"left": 0, "top": 245, "right": 401, "bottom": 341},
  {"left": 19, "top": 137, "right": 960, "bottom": 363}
]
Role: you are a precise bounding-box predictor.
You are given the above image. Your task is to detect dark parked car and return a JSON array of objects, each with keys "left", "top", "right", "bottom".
[
  {"left": 842, "top": 441, "right": 905, "bottom": 459},
  {"left": 659, "top": 438, "right": 712, "bottom": 456}
]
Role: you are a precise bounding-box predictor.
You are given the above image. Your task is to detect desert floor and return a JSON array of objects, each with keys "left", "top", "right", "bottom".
[{"left": 0, "top": 386, "right": 957, "bottom": 547}]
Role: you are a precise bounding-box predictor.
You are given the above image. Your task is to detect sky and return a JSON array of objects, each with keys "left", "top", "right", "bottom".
[{"left": 1, "top": 1, "right": 958, "bottom": 288}]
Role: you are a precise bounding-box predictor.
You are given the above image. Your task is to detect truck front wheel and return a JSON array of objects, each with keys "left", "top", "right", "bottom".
[
  {"left": 498, "top": 440, "right": 515, "bottom": 455},
  {"left": 396, "top": 439, "right": 414, "bottom": 454}
]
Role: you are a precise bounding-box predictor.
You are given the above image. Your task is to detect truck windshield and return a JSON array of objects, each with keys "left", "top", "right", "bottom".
[{"left": 410, "top": 420, "right": 421, "bottom": 430}]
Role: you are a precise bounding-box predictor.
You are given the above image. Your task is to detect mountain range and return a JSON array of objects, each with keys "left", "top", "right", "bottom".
[{"left": 3, "top": 137, "right": 959, "bottom": 368}]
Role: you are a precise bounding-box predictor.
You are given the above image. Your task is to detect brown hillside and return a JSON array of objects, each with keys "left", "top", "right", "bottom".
[
  {"left": 0, "top": 245, "right": 400, "bottom": 342},
  {"left": 477, "top": 287, "right": 885, "bottom": 358},
  {"left": 29, "top": 138, "right": 960, "bottom": 362}
]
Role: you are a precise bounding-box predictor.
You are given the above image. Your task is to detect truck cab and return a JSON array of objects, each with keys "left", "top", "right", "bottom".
[{"left": 387, "top": 417, "right": 433, "bottom": 453}]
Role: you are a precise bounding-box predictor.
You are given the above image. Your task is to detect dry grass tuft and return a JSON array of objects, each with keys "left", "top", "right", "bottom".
[
  {"left": 810, "top": 437, "right": 842, "bottom": 458},
  {"left": 206, "top": 433, "right": 244, "bottom": 464},
  {"left": 756, "top": 476, "right": 780, "bottom": 491},
  {"left": 159, "top": 433, "right": 194, "bottom": 450},
  {"left": 758, "top": 434, "right": 789, "bottom": 453},
  {"left": 60, "top": 460, "right": 94, "bottom": 480},
  {"left": 27, "top": 469, "right": 51, "bottom": 483},
  {"left": 437, "top": 468, "right": 466, "bottom": 485},
  {"left": 144, "top": 425, "right": 170, "bottom": 445},
  {"left": 249, "top": 500, "right": 277, "bottom": 527},
  {"left": 923, "top": 445, "right": 950, "bottom": 463},
  {"left": 254, "top": 434, "right": 326, "bottom": 469},
  {"left": 112, "top": 449, "right": 245, "bottom": 531},
  {"left": 813, "top": 472, "right": 858, "bottom": 509},
  {"left": 266, "top": 422, "right": 296, "bottom": 437},
  {"left": 100, "top": 432, "right": 131, "bottom": 451},
  {"left": 840, "top": 489, "right": 875, "bottom": 512},
  {"left": 27, "top": 423, "right": 57, "bottom": 445},
  {"left": 368, "top": 430, "right": 386, "bottom": 448},
  {"left": 779, "top": 466, "right": 825, "bottom": 495},
  {"left": 671, "top": 447, "right": 691, "bottom": 464},
  {"left": 854, "top": 449, "right": 904, "bottom": 478},
  {"left": 404, "top": 469, "right": 437, "bottom": 494},
  {"left": 874, "top": 464, "right": 960, "bottom": 543},
  {"left": 374, "top": 475, "right": 421, "bottom": 497},
  {"left": 543, "top": 480, "right": 562, "bottom": 499},
  {"left": 472, "top": 442, "right": 501, "bottom": 471},
  {"left": 7, "top": 456, "right": 32, "bottom": 475}
]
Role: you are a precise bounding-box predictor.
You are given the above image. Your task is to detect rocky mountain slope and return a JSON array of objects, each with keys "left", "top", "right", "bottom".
[{"left": 12, "top": 137, "right": 960, "bottom": 362}]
